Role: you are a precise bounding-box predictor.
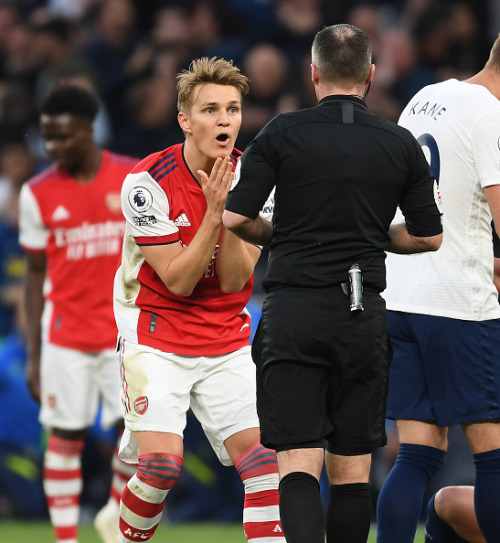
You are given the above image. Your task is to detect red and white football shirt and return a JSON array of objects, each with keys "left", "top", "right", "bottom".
[
  {"left": 114, "top": 143, "right": 253, "bottom": 356},
  {"left": 19, "top": 150, "right": 137, "bottom": 351}
]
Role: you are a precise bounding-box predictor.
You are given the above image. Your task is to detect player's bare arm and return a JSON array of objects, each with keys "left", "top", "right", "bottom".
[
  {"left": 223, "top": 210, "right": 273, "bottom": 247},
  {"left": 484, "top": 186, "right": 500, "bottom": 294},
  {"left": 24, "top": 251, "right": 46, "bottom": 402},
  {"left": 217, "top": 228, "right": 261, "bottom": 293},
  {"left": 386, "top": 222, "right": 442, "bottom": 254},
  {"left": 140, "top": 156, "right": 234, "bottom": 297},
  {"left": 494, "top": 258, "right": 500, "bottom": 294},
  {"left": 484, "top": 185, "right": 500, "bottom": 239}
]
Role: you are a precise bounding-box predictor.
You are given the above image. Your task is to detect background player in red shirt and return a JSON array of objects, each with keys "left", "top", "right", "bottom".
[
  {"left": 19, "top": 83, "right": 138, "bottom": 543},
  {"left": 113, "top": 57, "right": 284, "bottom": 543}
]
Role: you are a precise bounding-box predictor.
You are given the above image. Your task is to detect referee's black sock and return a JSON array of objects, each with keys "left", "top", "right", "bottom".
[
  {"left": 327, "top": 482, "right": 371, "bottom": 543},
  {"left": 279, "top": 471, "right": 325, "bottom": 543}
]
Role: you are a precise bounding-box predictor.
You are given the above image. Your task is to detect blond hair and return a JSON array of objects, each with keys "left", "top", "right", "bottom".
[
  {"left": 485, "top": 33, "right": 500, "bottom": 75},
  {"left": 177, "top": 57, "right": 249, "bottom": 113}
]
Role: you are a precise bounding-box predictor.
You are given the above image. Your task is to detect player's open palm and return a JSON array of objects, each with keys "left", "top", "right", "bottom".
[{"left": 198, "top": 156, "right": 234, "bottom": 221}]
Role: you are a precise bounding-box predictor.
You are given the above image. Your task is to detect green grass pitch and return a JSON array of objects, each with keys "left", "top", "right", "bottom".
[{"left": 1, "top": 521, "right": 426, "bottom": 542}]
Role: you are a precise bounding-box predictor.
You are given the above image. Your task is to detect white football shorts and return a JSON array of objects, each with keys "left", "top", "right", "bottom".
[
  {"left": 39, "top": 341, "right": 122, "bottom": 430},
  {"left": 118, "top": 339, "right": 259, "bottom": 466}
]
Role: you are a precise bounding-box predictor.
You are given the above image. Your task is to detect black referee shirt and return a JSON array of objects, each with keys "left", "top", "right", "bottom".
[{"left": 227, "top": 95, "right": 442, "bottom": 292}]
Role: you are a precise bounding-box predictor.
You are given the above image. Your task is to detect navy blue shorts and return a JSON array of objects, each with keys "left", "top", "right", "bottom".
[{"left": 386, "top": 311, "right": 500, "bottom": 425}]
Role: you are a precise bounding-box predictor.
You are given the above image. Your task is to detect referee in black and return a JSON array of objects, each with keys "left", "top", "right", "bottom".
[{"left": 223, "top": 24, "right": 443, "bottom": 543}]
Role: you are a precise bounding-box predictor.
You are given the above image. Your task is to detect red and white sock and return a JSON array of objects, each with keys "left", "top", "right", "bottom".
[
  {"left": 235, "top": 443, "right": 285, "bottom": 542},
  {"left": 119, "top": 452, "right": 183, "bottom": 543},
  {"left": 109, "top": 441, "right": 137, "bottom": 506},
  {"left": 44, "top": 435, "right": 84, "bottom": 543}
]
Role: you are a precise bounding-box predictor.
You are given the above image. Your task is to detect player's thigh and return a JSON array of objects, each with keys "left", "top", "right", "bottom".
[
  {"left": 396, "top": 419, "right": 448, "bottom": 450},
  {"left": 39, "top": 342, "right": 99, "bottom": 430},
  {"left": 463, "top": 420, "right": 500, "bottom": 454},
  {"left": 134, "top": 430, "right": 184, "bottom": 458},
  {"left": 120, "top": 340, "right": 194, "bottom": 436},
  {"left": 190, "top": 346, "right": 260, "bottom": 466}
]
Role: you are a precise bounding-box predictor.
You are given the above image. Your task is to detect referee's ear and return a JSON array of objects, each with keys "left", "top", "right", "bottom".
[
  {"left": 366, "top": 64, "right": 375, "bottom": 85},
  {"left": 311, "top": 64, "right": 319, "bottom": 85}
]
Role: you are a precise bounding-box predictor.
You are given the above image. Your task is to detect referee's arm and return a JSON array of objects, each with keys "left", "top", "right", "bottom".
[
  {"left": 223, "top": 210, "right": 273, "bottom": 247},
  {"left": 387, "top": 222, "right": 442, "bottom": 254}
]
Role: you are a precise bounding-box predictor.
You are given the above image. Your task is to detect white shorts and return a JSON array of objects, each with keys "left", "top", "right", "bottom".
[
  {"left": 40, "top": 342, "right": 122, "bottom": 431},
  {"left": 119, "top": 340, "right": 259, "bottom": 466}
]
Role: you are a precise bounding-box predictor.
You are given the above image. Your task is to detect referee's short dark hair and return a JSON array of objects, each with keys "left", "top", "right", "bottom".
[
  {"left": 312, "top": 24, "right": 372, "bottom": 86},
  {"left": 40, "top": 83, "right": 99, "bottom": 122}
]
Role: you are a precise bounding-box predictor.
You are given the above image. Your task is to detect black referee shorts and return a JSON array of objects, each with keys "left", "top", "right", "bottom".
[{"left": 252, "top": 285, "right": 390, "bottom": 455}]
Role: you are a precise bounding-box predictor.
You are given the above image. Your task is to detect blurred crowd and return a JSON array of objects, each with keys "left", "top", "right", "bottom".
[
  {"left": 0, "top": 0, "right": 497, "bottom": 164},
  {"left": 0, "top": 0, "right": 497, "bottom": 522}
]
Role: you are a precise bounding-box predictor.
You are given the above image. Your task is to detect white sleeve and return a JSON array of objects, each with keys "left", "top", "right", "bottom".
[
  {"left": 121, "top": 170, "right": 179, "bottom": 239},
  {"left": 259, "top": 186, "right": 275, "bottom": 222},
  {"left": 18, "top": 183, "right": 48, "bottom": 250},
  {"left": 472, "top": 107, "right": 500, "bottom": 189}
]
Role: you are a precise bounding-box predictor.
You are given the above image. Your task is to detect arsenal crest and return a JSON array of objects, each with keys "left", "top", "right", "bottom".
[{"left": 134, "top": 396, "right": 148, "bottom": 415}]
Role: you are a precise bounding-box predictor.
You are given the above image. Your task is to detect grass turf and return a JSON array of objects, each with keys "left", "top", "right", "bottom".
[{"left": 0, "top": 521, "right": 426, "bottom": 542}]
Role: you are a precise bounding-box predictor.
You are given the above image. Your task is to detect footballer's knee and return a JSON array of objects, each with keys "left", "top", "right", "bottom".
[
  {"left": 52, "top": 427, "right": 86, "bottom": 440},
  {"left": 225, "top": 427, "right": 261, "bottom": 464},
  {"left": 434, "top": 485, "right": 474, "bottom": 524},
  {"left": 325, "top": 451, "right": 371, "bottom": 485}
]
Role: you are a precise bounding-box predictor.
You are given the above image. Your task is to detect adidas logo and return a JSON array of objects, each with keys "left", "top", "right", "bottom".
[
  {"left": 174, "top": 212, "right": 191, "bottom": 227},
  {"left": 52, "top": 205, "right": 71, "bottom": 221},
  {"left": 273, "top": 525, "right": 282, "bottom": 533}
]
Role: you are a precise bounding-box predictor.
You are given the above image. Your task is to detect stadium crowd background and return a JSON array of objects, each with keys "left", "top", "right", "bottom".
[{"left": 0, "top": 0, "right": 498, "bottom": 525}]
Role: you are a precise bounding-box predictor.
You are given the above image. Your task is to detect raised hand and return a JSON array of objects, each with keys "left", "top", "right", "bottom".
[{"left": 197, "top": 156, "right": 234, "bottom": 222}]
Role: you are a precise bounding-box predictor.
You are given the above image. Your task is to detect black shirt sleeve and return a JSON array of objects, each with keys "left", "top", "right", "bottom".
[{"left": 226, "top": 124, "right": 277, "bottom": 219}]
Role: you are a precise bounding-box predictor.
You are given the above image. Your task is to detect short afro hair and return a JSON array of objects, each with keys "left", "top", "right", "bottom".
[{"left": 40, "top": 83, "right": 99, "bottom": 122}]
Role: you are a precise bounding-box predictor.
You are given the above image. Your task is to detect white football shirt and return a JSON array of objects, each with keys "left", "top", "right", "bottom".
[{"left": 384, "top": 79, "right": 500, "bottom": 320}]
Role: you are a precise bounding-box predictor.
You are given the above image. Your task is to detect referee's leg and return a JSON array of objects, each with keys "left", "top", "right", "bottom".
[
  {"left": 325, "top": 451, "right": 372, "bottom": 543},
  {"left": 277, "top": 447, "right": 325, "bottom": 543}
]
